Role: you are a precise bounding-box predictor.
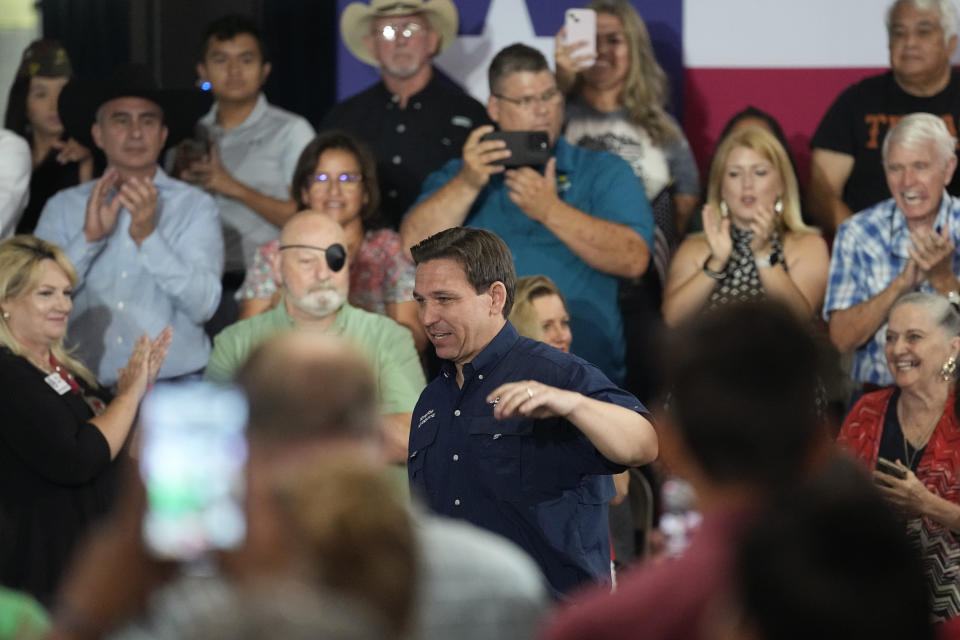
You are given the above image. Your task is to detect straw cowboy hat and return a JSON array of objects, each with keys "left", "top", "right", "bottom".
[{"left": 340, "top": 0, "right": 459, "bottom": 67}]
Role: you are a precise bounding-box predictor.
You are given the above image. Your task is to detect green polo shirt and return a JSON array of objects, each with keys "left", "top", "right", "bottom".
[{"left": 205, "top": 300, "right": 425, "bottom": 415}]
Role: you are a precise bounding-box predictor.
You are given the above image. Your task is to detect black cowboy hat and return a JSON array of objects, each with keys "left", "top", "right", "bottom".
[{"left": 58, "top": 63, "right": 211, "bottom": 151}]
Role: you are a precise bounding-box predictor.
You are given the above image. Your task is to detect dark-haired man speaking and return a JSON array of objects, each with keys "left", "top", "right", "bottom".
[{"left": 408, "top": 226, "right": 657, "bottom": 596}]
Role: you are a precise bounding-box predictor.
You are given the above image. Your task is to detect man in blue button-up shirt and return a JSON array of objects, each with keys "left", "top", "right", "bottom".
[
  {"left": 35, "top": 69, "right": 223, "bottom": 384},
  {"left": 825, "top": 113, "right": 960, "bottom": 390},
  {"left": 408, "top": 227, "right": 658, "bottom": 596},
  {"left": 401, "top": 43, "right": 653, "bottom": 385}
]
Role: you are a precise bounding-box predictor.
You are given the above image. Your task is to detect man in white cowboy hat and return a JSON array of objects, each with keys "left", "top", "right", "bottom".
[{"left": 322, "top": 0, "right": 489, "bottom": 229}]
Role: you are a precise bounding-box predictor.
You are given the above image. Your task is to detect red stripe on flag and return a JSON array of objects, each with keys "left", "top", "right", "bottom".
[{"left": 683, "top": 67, "right": 886, "bottom": 186}]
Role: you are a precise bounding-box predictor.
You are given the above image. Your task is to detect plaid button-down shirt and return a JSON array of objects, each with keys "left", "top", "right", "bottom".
[{"left": 824, "top": 192, "right": 960, "bottom": 385}]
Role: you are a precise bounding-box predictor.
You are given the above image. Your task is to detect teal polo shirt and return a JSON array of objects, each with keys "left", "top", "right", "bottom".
[
  {"left": 414, "top": 136, "right": 653, "bottom": 384},
  {"left": 205, "top": 300, "right": 425, "bottom": 414}
]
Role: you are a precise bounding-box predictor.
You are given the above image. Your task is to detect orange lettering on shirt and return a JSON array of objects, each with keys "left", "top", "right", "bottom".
[{"left": 865, "top": 114, "right": 888, "bottom": 149}]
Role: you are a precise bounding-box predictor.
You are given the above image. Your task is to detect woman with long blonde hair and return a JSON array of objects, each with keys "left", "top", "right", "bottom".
[
  {"left": 662, "top": 127, "right": 829, "bottom": 325},
  {"left": 0, "top": 235, "right": 170, "bottom": 603}
]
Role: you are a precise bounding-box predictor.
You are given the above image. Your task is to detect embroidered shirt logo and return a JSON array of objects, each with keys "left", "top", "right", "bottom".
[{"left": 417, "top": 408, "right": 436, "bottom": 429}]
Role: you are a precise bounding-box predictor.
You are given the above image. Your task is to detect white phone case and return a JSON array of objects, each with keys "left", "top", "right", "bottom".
[{"left": 564, "top": 8, "right": 597, "bottom": 66}]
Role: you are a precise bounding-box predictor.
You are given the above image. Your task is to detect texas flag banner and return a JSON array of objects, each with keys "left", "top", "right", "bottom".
[{"left": 334, "top": 0, "right": 957, "bottom": 182}]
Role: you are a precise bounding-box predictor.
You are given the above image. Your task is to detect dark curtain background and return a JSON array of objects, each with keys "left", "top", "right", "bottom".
[{"left": 39, "top": 0, "right": 336, "bottom": 126}]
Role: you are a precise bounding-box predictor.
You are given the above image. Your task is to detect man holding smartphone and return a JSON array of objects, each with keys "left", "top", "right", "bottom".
[
  {"left": 178, "top": 14, "right": 314, "bottom": 334},
  {"left": 401, "top": 44, "right": 653, "bottom": 385}
]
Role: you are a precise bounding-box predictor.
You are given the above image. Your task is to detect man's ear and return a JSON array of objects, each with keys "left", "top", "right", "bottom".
[
  {"left": 259, "top": 62, "right": 272, "bottom": 87},
  {"left": 944, "top": 153, "right": 958, "bottom": 187},
  {"left": 159, "top": 125, "right": 169, "bottom": 149},
  {"left": 271, "top": 249, "right": 284, "bottom": 287},
  {"left": 91, "top": 122, "right": 103, "bottom": 151},
  {"left": 196, "top": 62, "right": 206, "bottom": 83},
  {"left": 488, "top": 281, "right": 507, "bottom": 317},
  {"left": 486, "top": 94, "right": 500, "bottom": 125},
  {"left": 426, "top": 28, "right": 441, "bottom": 57}
]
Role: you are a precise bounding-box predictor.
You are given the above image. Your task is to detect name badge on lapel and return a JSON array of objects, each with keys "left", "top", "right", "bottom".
[{"left": 44, "top": 372, "right": 71, "bottom": 395}]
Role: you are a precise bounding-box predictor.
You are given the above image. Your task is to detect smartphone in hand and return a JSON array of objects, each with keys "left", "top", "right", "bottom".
[
  {"left": 480, "top": 131, "right": 550, "bottom": 168},
  {"left": 876, "top": 456, "right": 907, "bottom": 480},
  {"left": 139, "top": 382, "right": 249, "bottom": 561},
  {"left": 564, "top": 9, "right": 597, "bottom": 68}
]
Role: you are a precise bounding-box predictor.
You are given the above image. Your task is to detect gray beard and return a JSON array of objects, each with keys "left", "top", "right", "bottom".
[{"left": 289, "top": 287, "right": 346, "bottom": 318}]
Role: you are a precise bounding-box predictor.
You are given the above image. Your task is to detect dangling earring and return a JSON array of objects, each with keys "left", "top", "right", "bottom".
[
  {"left": 1, "top": 311, "right": 8, "bottom": 320},
  {"left": 774, "top": 197, "right": 783, "bottom": 215},
  {"left": 941, "top": 355, "right": 958, "bottom": 381},
  {"left": 720, "top": 201, "right": 729, "bottom": 218}
]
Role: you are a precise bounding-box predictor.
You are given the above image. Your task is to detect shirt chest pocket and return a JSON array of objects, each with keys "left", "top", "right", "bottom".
[
  {"left": 408, "top": 415, "right": 439, "bottom": 488},
  {"left": 468, "top": 417, "right": 528, "bottom": 498}
]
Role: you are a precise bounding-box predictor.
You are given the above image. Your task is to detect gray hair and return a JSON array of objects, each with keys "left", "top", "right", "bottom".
[
  {"left": 881, "top": 112, "right": 957, "bottom": 166},
  {"left": 890, "top": 291, "right": 960, "bottom": 336},
  {"left": 887, "top": 0, "right": 959, "bottom": 42}
]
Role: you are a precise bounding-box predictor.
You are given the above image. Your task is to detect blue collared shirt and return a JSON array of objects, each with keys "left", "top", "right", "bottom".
[
  {"left": 35, "top": 168, "right": 223, "bottom": 384},
  {"left": 824, "top": 192, "right": 960, "bottom": 384},
  {"left": 413, "top": 136, "right": 654, "bottom": 384},
  {"left": 408, "top": 322, "right": 648, "bottom": 596}
]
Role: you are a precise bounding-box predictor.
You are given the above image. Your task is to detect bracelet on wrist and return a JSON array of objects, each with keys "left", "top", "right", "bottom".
[{"left": 702, "top": 255, "right": 726, "bottom": 280}]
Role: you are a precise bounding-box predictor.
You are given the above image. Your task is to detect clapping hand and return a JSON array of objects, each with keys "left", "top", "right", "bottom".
[
  {"left": 83, "top": 167, "right": 122, "bottom": 242},
  {"left": 909, "top": 224, "right": 956, "bottom": 290},
  {"left": 147, "top": 327, "right": 173, "bottom": 384},
  {"left": 120, "top": 176, "right": 159, "bottom": 245},
  {"left": 702, "top": 203, "right": 732, "bottom": 267},
  {"left": 116, "top": 327, "right": 172, "bottom": 400},
  {"left": 749, "top": 204, "right": 778, "bottom": 257}
]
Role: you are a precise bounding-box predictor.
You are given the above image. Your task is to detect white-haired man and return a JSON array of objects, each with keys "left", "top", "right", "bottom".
[
  {"left": 809, "top": 0, "right": 960, "bottom": 232},
  {"left": 825, "top": 113, "right": 960, "bottom": 392}
]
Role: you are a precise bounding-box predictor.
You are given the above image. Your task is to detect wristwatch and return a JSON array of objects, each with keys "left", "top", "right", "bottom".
[{"left": 755, "top": 251, "right": 782, "bottom": 269}]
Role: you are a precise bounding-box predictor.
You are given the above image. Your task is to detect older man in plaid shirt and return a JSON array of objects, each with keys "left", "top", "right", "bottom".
[{"left": 825, "top": 113, "right": 960, "bottom": 391}]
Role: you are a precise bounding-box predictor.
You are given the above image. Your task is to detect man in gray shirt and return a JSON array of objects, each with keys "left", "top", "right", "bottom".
[{"left": 177, "top": 14, "right": 314, "bottom": 332}]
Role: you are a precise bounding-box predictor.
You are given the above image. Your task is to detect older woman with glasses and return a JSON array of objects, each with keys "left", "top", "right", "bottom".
[{"left": 236, "top": 130, "right": 425, "bottom": 351}]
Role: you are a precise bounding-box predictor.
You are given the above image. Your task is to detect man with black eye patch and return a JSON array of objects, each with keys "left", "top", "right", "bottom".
[{"left": 206, "top": 209, "right": 425, "bottom": 462}]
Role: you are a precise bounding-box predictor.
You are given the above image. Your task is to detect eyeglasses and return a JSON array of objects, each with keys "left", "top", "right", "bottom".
[
  {"left": 311, "top": 173, "right": 363, "bottom": 190},
  {"left": 278, "top": 242, "right": 347, "bottom": 272},
  {"left": 493, "top": 88, "right": 562, "bottom": 111},
  {"left": 374, "top": 22, "right": 425, "bottom": 41}
]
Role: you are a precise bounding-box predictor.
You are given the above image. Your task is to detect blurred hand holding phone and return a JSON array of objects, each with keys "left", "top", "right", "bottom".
[
  {"left": 139, "top": 381, "right": 248, "bottom": 562},
  {"left": 563, "top": 9, "right": 597, "bottom": 69},
  {"left": 171, "top": 123, "right": 212, "bottom": 181}
]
